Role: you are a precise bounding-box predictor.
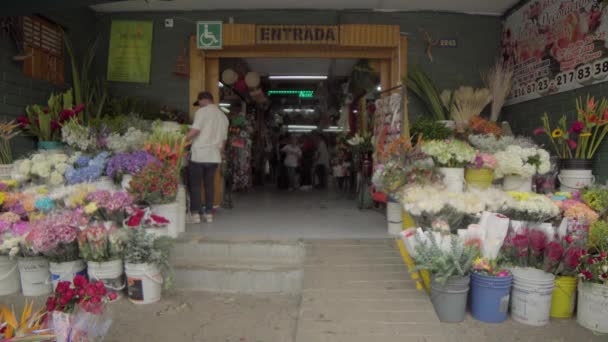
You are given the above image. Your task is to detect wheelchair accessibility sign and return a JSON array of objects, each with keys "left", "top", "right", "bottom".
[{"left": 197, "top": 21, "right": 222, "bottom": 49}]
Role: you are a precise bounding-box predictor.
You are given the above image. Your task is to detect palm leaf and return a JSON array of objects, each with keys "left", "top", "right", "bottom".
[{"left": 407, "top": 65, "right": 448, "bottom": 121}]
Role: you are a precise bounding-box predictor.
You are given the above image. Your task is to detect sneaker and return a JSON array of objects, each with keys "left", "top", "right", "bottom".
[
  {"left": 204, "top": 214, "right": 213, "bottom": 223},
  {"left": 187, "top": 214, "right": 201, "bottom": 224}
]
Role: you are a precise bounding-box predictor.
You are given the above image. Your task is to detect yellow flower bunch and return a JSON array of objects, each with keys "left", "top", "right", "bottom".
[
  {"left": 507, "top": 191, "right": 532, "bottom": 201},
  {"left": 35, "top": 187, "right": 48, "bottom": 195},
  {"left": 84, "top": 202, "right": 98, "bottom": 215},
  {"left": 28, "top": 212, "right": 46, "bottom": 222},
  {"left": 0, "top": 192, "right": 5, "bottom": 206}
]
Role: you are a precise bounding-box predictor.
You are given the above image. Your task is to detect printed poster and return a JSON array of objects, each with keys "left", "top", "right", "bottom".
[
  {"left": 502, "top": 0, "right": 608, "bottom": 105},
  {"left": 107, "top": 20, "right": 153, "bottom": 83}
]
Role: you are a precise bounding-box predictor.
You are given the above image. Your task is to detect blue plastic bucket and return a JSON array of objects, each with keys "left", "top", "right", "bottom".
[{"left": 471, "top": 272, "right": 513, "bottom": 323}]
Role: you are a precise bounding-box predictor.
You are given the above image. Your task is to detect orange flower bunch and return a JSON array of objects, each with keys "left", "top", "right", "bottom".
[
  {"left": 143, "top": 129, "right": 190, "bottom": 171},
  {"left": 469, "top": 116, "right": 502, "bottom": 136},
  {"left": 377, "top": 135, "right": 413, "bottom": 163}
]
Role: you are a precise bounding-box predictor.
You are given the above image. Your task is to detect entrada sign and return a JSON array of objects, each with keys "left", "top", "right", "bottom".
[{"left": 257, "top": 25, "right": 338, "bottom": 45}]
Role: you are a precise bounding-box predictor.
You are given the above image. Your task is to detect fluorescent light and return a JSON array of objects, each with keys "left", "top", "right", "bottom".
[
  {"left": 376, "top": 85, "right": 382, "bottom": 91},
  {"left": 353, "top": 110, "right": 358, "bottom": 114},
  {"left": 218, "top": 82, "right": 224, "bottom": 88},
  {"left": 304, "top": 109, "right": 315, "bottom": 113},
  {"left": 287, "top": 125, "right": 317, "bottom": 130},
  {"left": 288, "top": 129, "right": 314, "bottom": 133},
  {"left": 219, "top": 103, "right": 230, "bottom": 107},
  {"left": 283, "top": 108, "right": 294, "bottom": 112},
  {"left": 269, "top": 75, "right": 327, "bottom": 80}
]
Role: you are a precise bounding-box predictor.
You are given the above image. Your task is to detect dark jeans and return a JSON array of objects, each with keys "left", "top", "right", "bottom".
[
  {"left": 315, "top": 165, "right": 327, "bottom": 189},
  {"left": 188, "top": 161, "right": 218, "bottom": 215}
]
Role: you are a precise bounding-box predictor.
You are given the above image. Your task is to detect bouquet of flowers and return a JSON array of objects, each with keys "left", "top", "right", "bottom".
[
  {"left": 124, "top": 206, "right": 170, "bottom": 228},
  {"left": 106, "top": 127, "right": 149, "bottom": 153},
  {"left": 494, "top": 145, "right": 551, "bottom": 178},
  {"left": 65, "top": 152, "right": 110, "bottom": 185},
  {"left": 577, "top": 250, "right": 608, "bottom": 285},
  {"left": 18, "top": 89, "right": 83, "bottom": 142},
  {"left": 124, "top": 228, "right": 174, "bottom": 289},
  {"left": 468, "top": 116, "right": 502, "bottom": 136},
  {"left": 372, "top": 161, "right": 407, "bottom": 195},
  {"left": 543, "top": 224, "right": 587, "bottom": 276},
  {"left": 78, "top": 222, "right": 128, "bottom": 262},
  {"left": 128, "top": 163, "right": 178, "bottom": 205},
  {"left": 47, "top": 275, "right": 115, "bottom": 342},
  {"left": 582, "top": 187, "right": 608, "bottom": 213},
  {"left": 468, "top": 134, "right": 537, "bottom": 153},
  {"left": 26, "top": 210, "right": 89, "bottom": 262},
  {"left": 469, "top": 152, "right": 497, "bottom": 170},
  {"left": 61, "top": 118, "right": 97, "bottom": 152},
  {"left": 421, "top": 139, "right": 476, "bottom": 168},
  {"left": 0, "top": 300, "right": 51, "bottom": 341},
  {"left": 0, "top": 220, "right": 28, "bottom": 258},
  {"left": 85, "top": 190, "right": 133, "bottom": 223},
  {"left": 105, "top": 151, "right": 158, "bottom": 180},
  {"left": 472, "top": 257, "right": 511, "bottom": 277},
  {"left": 12, "top": 153, "right": 70, "bottom": 186},
  {"left": 502, "top": 192, "right": 560, "bottom": 222},
  {"left": 557, "top": 199, "right": 599, "bottom": 225},
  {"left": 589, "top": 220, "right": 608, "bottom": 252},
  {"left": 347, "top": 133, "right": 374, "bottom": 155},
  {"left": 143, "top": 125, "right": 189, "bottom": 172},
  {"left": 49, "top": 183, "right": 97, "bottom": 208}
]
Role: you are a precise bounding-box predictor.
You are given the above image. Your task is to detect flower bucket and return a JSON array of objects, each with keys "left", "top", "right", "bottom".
[
  {"left": 386, "top": 198, "right": 402, "bottom": 235},
  {"left": 503, "top": 175, "right": 532, "bottom": 192},
  {"left": 18, "top": 257, "right": 51, "bottom": 296},
  {"left": 550, "top": 276, "right": 577, "bottom": 318},
  {"left": 577, "top": 281, "right": 608, "bottom": 334},
  {"left": 465, "top": 168, "right": 494, "bottom": 190},
  {"left": 37, "top": 141, "right": 64, "bottom": 151},
  {"left": 470, "top": 272, "right": 512, "bottom": 323},
  {"left": 151, "top": 201, "right": 179, "bottom": 238},
  {"left": 558, "top": 169, "right": 594, "bottom": 192},
  {"left": 125, "top": 262, "right": 162, "bottom": 305},
  {"left": 430, "top": 275, "right": 470, "bottom": 323},
  {"left": 510, "top": 267, "right": 555, "bottom": 326},
  {"left": 439, "top": 167, "right": 465, "bottom": 193},
  {"left": 49, "top": 260, "right": 87, "bottom": 291},
  {"left": 121, "top": 175, "right": 133, "bottom": 190},
  {"left": 0, "top": 255, "right": 20, "bottom": 295},
  {"left": 0, "top": 163, "right": 13, "bottom": 179},
  {"left": 87, "top": 260, "right": 125, "bottom": 301}
]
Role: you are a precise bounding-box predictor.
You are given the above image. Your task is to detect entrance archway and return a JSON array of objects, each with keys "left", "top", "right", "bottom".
[{"left": 189, "top": 24, "right": 409, "bottom": 206}]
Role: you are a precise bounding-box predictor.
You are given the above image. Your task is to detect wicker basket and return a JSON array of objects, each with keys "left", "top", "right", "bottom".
[{"left": 0, "top": 164, "right": 13, "bottom": 179}]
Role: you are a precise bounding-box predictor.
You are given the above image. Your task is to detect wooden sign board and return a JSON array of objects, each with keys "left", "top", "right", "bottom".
[{"left": 256, "top": 25, "right": 339, "bottom": 45}]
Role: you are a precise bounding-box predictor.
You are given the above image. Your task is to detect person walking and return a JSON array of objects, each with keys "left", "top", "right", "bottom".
[
  {"left": 314, "top": 134, "right": 330, "bottom": 189},
  {"left": 281, "top": 135, "right": 302, "bottom": 191},
  {"left": 186, "top": 91, "right": 229, "bottom": 224}
]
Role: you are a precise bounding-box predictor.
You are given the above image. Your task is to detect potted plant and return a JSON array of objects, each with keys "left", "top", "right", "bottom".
[
  {"left": 18, "top": 89, "right": 84, "bottom": 150},
  {"left": 0, "top": 120, "right": 20, "bottom": 178},
  {"left": 465, "top": 152, "right": 497, "bottom": 189},
  {"left": 411, "top": 231, "right": 479, "bottom": 323},
  {"left": 26, "top": 210, "right": 89, "bottom": 290},
  {"left": 124, "top": 228, "right": 173, "bottom": 305},
  {"left": 421, "top": 139, "right": 476, "bottom": 192},
  {"left": 494, "top": 145, "right": 551, "bottom": 192},
  {"left": 78, "top": 221, "right": 129, "bottom": 300},
  {"left": 128, "top": 163, "right": 179, "bottom": 238}
]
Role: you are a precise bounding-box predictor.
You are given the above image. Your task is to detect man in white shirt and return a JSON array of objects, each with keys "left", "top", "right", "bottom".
[
  {"left": 281, "top": 135, "right": 302, "bottom": 191},
  {"left": 186, "top": 91, "right": 229, "bottom": 224},
  {"left": 314, "top": 135, "right": 330, "bottom": 189}
]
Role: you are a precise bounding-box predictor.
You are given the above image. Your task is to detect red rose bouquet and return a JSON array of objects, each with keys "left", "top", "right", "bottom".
[{"left": 128, "top": 163, "right": 178, "bottom": 205}]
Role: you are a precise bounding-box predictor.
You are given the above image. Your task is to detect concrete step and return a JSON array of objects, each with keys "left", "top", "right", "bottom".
[{"left": 171, "top": 237, "right": 306, "bottom": 293}]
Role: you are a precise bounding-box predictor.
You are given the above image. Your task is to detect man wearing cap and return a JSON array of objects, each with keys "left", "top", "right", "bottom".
[{"left": 186, "top": 91, "right": 229, "bottom": 224}]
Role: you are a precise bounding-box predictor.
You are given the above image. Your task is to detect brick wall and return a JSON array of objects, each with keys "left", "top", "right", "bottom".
[{"left": 94, "top": 10, "right": 502, "bottom": 120}]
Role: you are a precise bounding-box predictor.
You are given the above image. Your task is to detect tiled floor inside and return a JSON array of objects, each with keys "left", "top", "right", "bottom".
[{"left": 186, "top": 187, "right": 388, "bottom": 240}]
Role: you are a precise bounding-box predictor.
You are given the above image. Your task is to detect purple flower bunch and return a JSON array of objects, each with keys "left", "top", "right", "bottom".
[
  {"left": 87, "top": 190, "right": 133, "bottom": 212},
  {"left": 105, "top": 151, "right": 158, "bottom": 179},
  {"left": 65, "top": 152, "right": 110, "bottom": 185}
]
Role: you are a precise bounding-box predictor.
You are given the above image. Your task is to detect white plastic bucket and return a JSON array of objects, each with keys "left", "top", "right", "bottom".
[
  {"left": 151, "top": 201, "right": 179, "bottom": 238},
  {"left": 18, "top": 257, "right": 51, "bottom": 296},
  {"left": 510, "top": 267, "right": 555, "bottom": 326},
  {"left": 0, "top": 256, "right": 20, "bottom": 295},
  {"left": 439, "top": 167, "right": 464, "bottom": 193},
  {"left": 177, "top": 185, "right": 186, "bottom": 234},
  {"left": 125, "top": 262, "right": 163, "bottom": 305},
  {"left": 503, "top": 175, "right": 532, "bottom": 192},
  {"left": 121, "top": 175, "right": 133, "bottom": 190},
  {"left": 49, "top": 260, "right": 87, "bottom": 290},
  {"left": 577, "top": 281, "right": 608, "bottom": 334},
  {"left": 386, "top": 200, "right": 403, "bottom": 236},
  {"left": 558, "top": 170, "right": 595, "bottom": 192},
  {"left": 87, "top": 260, "right": 125, "bottom": 300}
]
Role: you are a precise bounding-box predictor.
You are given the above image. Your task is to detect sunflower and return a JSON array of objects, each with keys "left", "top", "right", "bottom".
[{"left": 551, "top": 128, "right": 564, "bottom": 138}]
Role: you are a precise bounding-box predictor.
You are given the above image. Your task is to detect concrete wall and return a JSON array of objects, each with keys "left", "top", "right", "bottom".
[
  {"left": 0, "top": 9, "right": 96, "bottom": 157},
  {"left": 94, "top": 10, "right": 502, "bottom": 118}
]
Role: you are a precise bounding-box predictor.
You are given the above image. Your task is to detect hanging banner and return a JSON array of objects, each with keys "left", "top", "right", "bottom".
[
  {"left": 107, "top": 20, "right": 153, "bottom": 83},
  {"left": 502, "top": 1, "right": 608, "bottom": 105}
]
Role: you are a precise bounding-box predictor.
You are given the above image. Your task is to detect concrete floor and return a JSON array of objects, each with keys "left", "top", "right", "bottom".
[{"left": 188, "top": 187, "right": 388, "bottom": 240}]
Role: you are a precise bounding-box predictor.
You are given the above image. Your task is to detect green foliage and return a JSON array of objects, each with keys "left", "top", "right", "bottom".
[
  {"left": 124, "top": 229, "right": 174, "bottom": 290},
  {"left": 589, "top": 220, "right": 608, "bottom": 252},
  {"left": 407, "top": 65, "right": 448, "bottom": 121},
  {"left": 410, "top": 117, "right": 454, "bottom": 141},
  {"left": 582, "top": 187, "right": 608, "bottom": 213},
  {"left": 412, "top": 233, "right": 479, "bottom": 285},
  {"left": 105, "top": 96, "right": 162, "bottom": 120}
]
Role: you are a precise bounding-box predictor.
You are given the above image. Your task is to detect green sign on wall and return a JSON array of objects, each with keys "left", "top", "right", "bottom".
[
  {"left": 197, "top": 21, "right": 222, "bottom": 50},
  {"left": 107, "top": 20, "right": 153, "bottom": 83}
]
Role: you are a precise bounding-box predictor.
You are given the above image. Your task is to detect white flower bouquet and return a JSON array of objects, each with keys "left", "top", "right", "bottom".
[
  {"left": 61, "top": 119, "right": 97, "bottom": 152},
  {"left": 12, "top": 152, "right": 73, "bottom": 186},
  {"left": 494, "top": 145, "right": 551, "bottom": 178},
  {"left": 421, "top": 139, "right": 476, "bottom": 168},
  {"left": 501, "top": 192, "right": 560, "bottom": 222},
  {"left": 106, "top": 127, "right": 149, "bottom": 153},
  {"left": 468, "top": 134, "right": 537, "bottom": 153}
]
